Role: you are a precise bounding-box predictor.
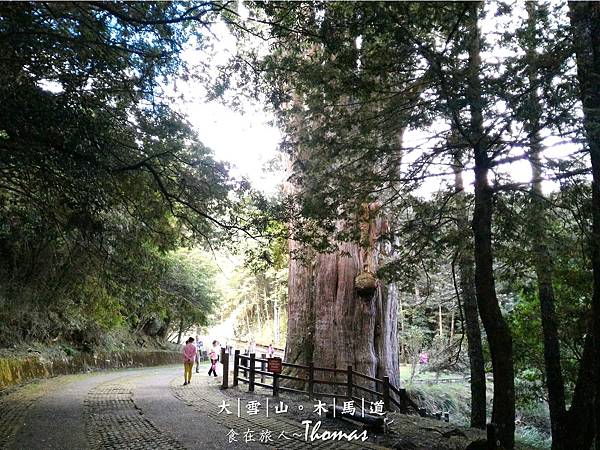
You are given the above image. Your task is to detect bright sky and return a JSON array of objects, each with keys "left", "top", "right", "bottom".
[
  {"left": 34, "top": 6, "right": 582, "bottom": 200},
  {"left": 180, "top": 96, "right": 283, "bottom": 195},
  {"left": 167, "top": 6, "right": 579, "bottom": 199},
  {"left": 168, "top": 22, "right": 284, "bottom": 197}
]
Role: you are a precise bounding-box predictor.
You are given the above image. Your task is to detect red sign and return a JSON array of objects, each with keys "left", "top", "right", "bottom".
[{"left": 267, "top": 357, "right": 283, "bottom": 374}]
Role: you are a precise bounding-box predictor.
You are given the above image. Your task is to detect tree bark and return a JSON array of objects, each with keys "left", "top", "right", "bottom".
[
  {"left": 453, "top": 151, "right": 487, "bottom": 430},
  {"left": 399, "top": 294, "right": 406, "bottom": 363},
  {"left": 565, "top": 331, "right": 596, "bottom": 449},
  {"left": 283, "top": 79, "right": 401, "bottom": 390},
  {"left": 524, "top": 5, "right": 568, "bottom": 448},
  {"left": 438, "top": 304, "right": 443, "bottom": 338},
  {"left": 176, "top": 317, "right": 184, "bottom": 345},
  {"left": 569, "top": 2, "right": 600, "bottom": 448},
  {"left": 284, "top": 210, "right": 400, "bottom": 392},
  {"left": 466, "top": 4, "right": 515, "bottom": 447}
]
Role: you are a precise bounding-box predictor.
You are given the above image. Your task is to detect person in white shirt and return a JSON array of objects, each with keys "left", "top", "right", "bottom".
[
  {"left": 194, "top": 336, "right": 204, "bottom": 373},
  {"left": 208, "top": 340, "right": 220, "bottom": 377}
]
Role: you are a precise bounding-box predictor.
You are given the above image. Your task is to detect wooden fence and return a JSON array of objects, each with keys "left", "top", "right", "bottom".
[{"left": 219, "top": 348, "right": 433, "bottom": 418}]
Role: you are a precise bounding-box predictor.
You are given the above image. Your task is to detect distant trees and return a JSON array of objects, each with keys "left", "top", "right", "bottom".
[
  {"left": 159, "top": 249, "right": 221, "bottom": 345},
  {"left": 221, "top": 235, "right": 289, "bottom": 346}
]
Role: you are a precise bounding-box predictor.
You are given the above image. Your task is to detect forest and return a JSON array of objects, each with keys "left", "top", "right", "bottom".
[{"left": 0, "top": 2, "right": 599, "bottom": 450}]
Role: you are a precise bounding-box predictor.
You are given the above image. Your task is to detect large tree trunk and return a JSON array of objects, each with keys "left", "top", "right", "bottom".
[
  {"left": 284, "top": 239, "right": 315, "bottom": 371},
  {"left": 453, "top": 152, "right": 487, "bottom": 430},
  {"left": 284, "top": 209, "right": 400, "bottom": 392},
  {"left": 524, "top": 5, "right": 568, "bottom": 448},
  {"left": 569, "top": 3, "right": 600, "bottom": 448},
  {"left": 284, "top": 83, "right": 401, "bottom": 392},
  {"left": 466, "top": 4, "right": 515, "bottom": 447}
]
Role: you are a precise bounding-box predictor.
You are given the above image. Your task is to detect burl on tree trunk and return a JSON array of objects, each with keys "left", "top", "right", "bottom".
[{"left": 284, "top": 203, "right": 400, "bottom": 393}]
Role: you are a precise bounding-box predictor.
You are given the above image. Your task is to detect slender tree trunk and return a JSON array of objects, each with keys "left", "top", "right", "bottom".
[
  {"left": 467, "top": 4, "right": 515, "bottom": 447},
  {"left": 453, "top": 151, "right": 487, "bottom": 430},
  {"left": 177, "top": 317, "right": 184, "bottom": 345},
  {"left": 263, "top": 282, "right": 270, "bottom": 324},
  {"left": 438, "top": 304, "right": 444, "bottom": 338},
  {"left": 374, "top": 214, "right": 400, "bottom": 388},
  {"left": 569, "top": 3, "right": 600, "bottom": 448},
  {"left": 399, "top": 295, "right": 406, "bottom": 363},
  {"left": 524, "top": 5, "right": 568, "bottom": 448},
  {"left": 273, "top": 296, "right": 279, "bottom": 343},
  {"left": 527, "top": 113, "right": 568, "bottom": 450},
  {"left": 256, "top": 302, "right": 262, "bottom": 330}
]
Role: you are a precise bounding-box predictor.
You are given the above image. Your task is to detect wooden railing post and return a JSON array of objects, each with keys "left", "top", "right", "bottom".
[
  {"left": 399, "top": 387, "right": 407, "bottom": 413},
  {"left": 487, "top": 423, "right": 497, "bottom": 450},
  {"left": 249, "top": 353, "right": 256, "bottom": 392},
  {"left": 273, "top": 373, "right": 280, "bottom": 397},
  {"left": 383, "top": 376, "right": 390, "bottom": 411},
  {"left": 221, "top": 352, "right": 229, "bottom": 389},
  {"left": 347, "top": 365, "right": 353, "bottom": 399},
  {"left": 261, "top": 353, "right": 266, "bottom": 383},
  {"left": 233, "top": 350, "right": 240, "bottom": 387},
  {"left": 308, "top": 363, "right": 314, "bottom": 399}
]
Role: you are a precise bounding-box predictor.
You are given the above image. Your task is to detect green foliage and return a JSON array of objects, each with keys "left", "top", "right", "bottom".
[
  {"left": 158, "top": 248, "right": 220, "bottom": 331},
  {"left": 211, "top": 4, "right": 593, "bottom": 447},
  {"left": 406, "top": 381, "right": 474, "bottom": 426},
  {"left": 515, "top": 426, "right": 552, "bottom": 450},
  {"left": 407, "top": 379, "right": 551, "bottom": 449},
  {"left": 219, "top": 234, "right": 289, "bottom": 346},
  {"left": 504, "top": 184, "right": 592, "bottom": 406},
  {"left": 400, "top": 326, "right": 427, "bottom": 381},
  {"left": 0, "top": 3, "right": 257, "bottom": 348}
]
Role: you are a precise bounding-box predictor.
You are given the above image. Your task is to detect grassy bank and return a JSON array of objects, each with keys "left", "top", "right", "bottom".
[{"left": 401, "top": 366, "right": 552, "bottom": 449}]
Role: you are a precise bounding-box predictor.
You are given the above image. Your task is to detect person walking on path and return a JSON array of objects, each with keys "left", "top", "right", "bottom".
[
  {"left": 195, "top": 336, "right": 203, "bottom": 373},
  {"left": 207, "top": 340, "right": 219, "bottom": 377},
  {"left": 183, "top": 337, "right": 196, "bottom": 385},
  {"left": 267, "top": 343, "right": 275, "bottom": 358}
]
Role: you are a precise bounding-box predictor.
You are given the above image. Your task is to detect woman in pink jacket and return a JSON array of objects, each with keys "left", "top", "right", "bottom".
[{"left": 182, "top": 337, "right": 197, "bottom": 385}]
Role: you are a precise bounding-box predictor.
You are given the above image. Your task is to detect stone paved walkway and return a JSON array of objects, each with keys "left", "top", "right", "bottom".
[
  {"left": 85, "top": 376, "right": 185, "bottom": 449},
  {"left": 0, "top": 378, "right": 52, "bottom": 448},
  {"left": 170, "top": 377, "right": 389, "bottom": 449},
  {"left": 0, "top": 363, "right": 394, "bottom": 449}
]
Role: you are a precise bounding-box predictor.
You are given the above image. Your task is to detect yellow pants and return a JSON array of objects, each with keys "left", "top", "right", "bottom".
[{"left": 184, "top": 362, "right": 193, "bottom": 382}]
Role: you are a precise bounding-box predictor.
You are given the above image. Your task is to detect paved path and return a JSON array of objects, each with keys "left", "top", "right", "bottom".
[{"left": 0, "top": 363, "right": 390, "bottom": 449}]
